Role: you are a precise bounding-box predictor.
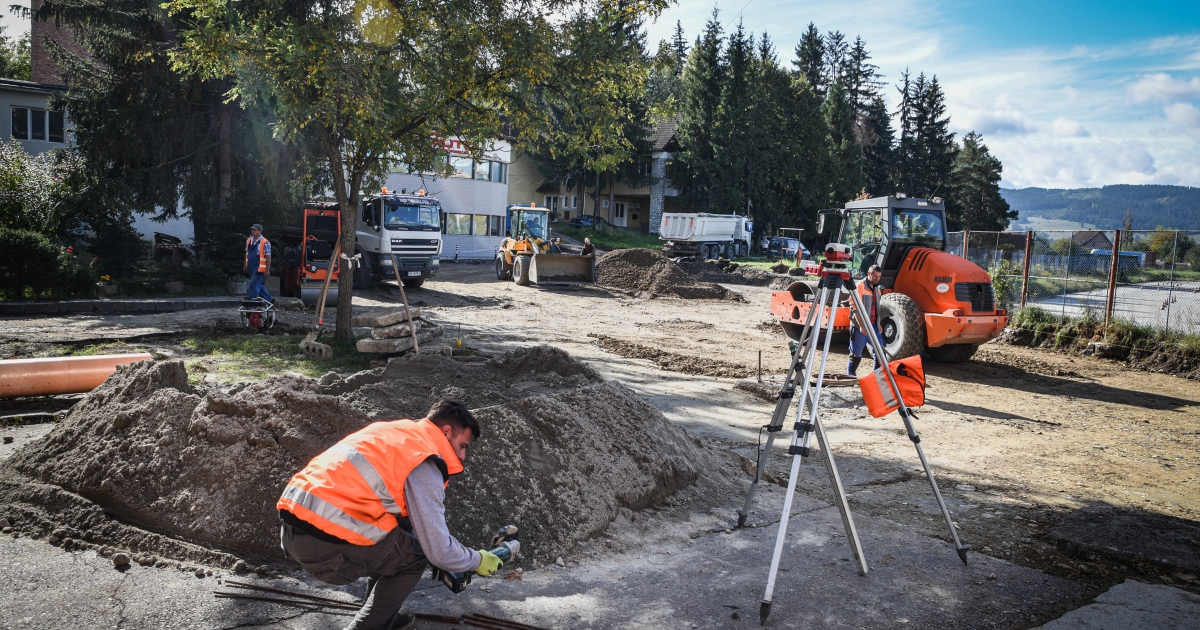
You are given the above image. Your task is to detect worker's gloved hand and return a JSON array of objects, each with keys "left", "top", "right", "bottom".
[{"left": 475, "top": 549, "right": 503, "bottom": 577}]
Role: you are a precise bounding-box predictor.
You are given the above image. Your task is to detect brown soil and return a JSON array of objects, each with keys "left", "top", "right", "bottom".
[
  {"left": 0, "top": 346, "right": 740, "bottom": 569},
  {"left": 589, "top": 333, "right": 757, "bottom": 378},
  {"left": 595, "top": 249, "right": 743, "bottom": 301}
]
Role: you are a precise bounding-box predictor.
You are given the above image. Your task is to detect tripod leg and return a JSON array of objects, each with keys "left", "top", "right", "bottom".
[
  {"left": 760, "top": 285, "right": 833, "bottom": 625},
  {"left": 738, "top": 291, "right": 822, "bottom": 527},
  {"left": 811, "top": 417, "right": 868, "bottom": 575},
  {"left": 843, "top": 278, "right": 970, "bottom": 565}
]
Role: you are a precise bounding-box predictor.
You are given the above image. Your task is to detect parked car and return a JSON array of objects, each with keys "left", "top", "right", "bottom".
[
  {"left": 768, "top": 237, "right": 805, "bottom": 261},
  {"left": 569, "top": 215, "right": 612, "bottom": 228}
]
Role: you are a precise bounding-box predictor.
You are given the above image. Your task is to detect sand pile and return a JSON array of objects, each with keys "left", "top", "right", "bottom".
[
  {"left": 675, "top": 259, "right": 788, "bottom": 287},
  {"left": 596, "top": 249, "right": 742, "bottom": 300},
  {"left": 0, "top": 346, "right": 737, "bottom": 567}
]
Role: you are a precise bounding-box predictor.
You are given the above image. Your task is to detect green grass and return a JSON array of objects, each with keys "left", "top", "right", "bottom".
[
  {"left": 552, "top": 224, "right": 662, "bottom": 251},
  {"left": 180, "top": 334, "right": 373, "bottom": 383},
  {"left": 736, "top": 257, "right": 797, "bottom": 272}
]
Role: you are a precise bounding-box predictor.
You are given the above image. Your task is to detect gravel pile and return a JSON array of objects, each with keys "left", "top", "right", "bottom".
[
  {"left": 0, "top": 346, "right": 737, "bottom": 568},
  {"left": 596, "top": 249, "right": 742, "bottom": 300}
]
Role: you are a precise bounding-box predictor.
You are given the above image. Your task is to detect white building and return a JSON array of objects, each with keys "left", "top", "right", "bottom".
[{"left": 383, "top": 139, "right": 511, "bottom": 260}]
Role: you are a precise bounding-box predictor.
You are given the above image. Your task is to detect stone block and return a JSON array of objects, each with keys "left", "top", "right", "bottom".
[
  {"left": 155, "top": 300, "right": 186, "bottom": 312},
  {"left": 58, "top": 300, "right": 96, "bottom": 313},
  {"left": 0, "top": 302, "right": 27, "bottom": 315},
  {"left": 23, "top": 302, "right": 59, "bottom": 314},
  {"left": 125, "top": 301, "right": 156, "bottom": 313},
  {"left": 357, "top": 325, "right": 443, "bottom": 354},
  {"left": 94, "top": 300, "right": 126, "bottom": 313},
  {"left": 352, "top": 306, "right": 422, "bottom": 328},
  {"left": 370, "top": 320, "right": 425, "bottom": 339},
  {"left": 185, "top": 299, "right": 214, "bottom": 310}
]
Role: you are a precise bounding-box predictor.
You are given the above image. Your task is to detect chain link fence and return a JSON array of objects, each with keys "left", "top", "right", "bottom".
[{"left": 946, "top": 229, "right": 1200, "bottom": 335}]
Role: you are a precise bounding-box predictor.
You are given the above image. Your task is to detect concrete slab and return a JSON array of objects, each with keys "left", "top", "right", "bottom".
[
  {"left": 0, "top": 302, "right": 26, "bottom": 315},
  {"left": 93, "top": 300, "right": 126, "bottom": 313},
  {"left": 1034, "top": 580, "right": 1200, "bottom": 629},
  {"left": 184, "top": 299, "right": 214, "bottom": 309},
  {"left": 155, "top": 299, "right": 187, "bottom": 312},
  {"left": 21, "top": 302, "right": 58, "bottom": 314},
  {"left": 124, "top": 301, "right": 156, "bottom": 313},
  {"left": 57, "top": 300, "right": 95, "bottom": 313},
  {"left": 1050, "top": 504, "right": 1200, "bottom": 574}
]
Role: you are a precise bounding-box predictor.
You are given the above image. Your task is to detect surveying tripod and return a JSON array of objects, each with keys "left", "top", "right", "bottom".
[{"left": 735, "top": 243, "right": 969, "bottom": 626}]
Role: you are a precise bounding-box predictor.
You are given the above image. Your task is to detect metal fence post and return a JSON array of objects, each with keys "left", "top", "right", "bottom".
[
  {"left": 1165, "top": 231, "right": 1178, "bottom": 333},
  {"left": 962, "top": 230, "right": 970, "bottom": 259},
  {"left": 1105, "top": 230, "right": 1121, "bottom": 323},
  {"left": 1020, "top": 231, "right": 1032, "bottom": 308},
  {"left": 1061, "top": 236, "right": 1072, "bottom": 323}
]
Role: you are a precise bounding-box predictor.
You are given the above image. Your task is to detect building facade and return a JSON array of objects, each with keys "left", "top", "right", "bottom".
[
  {"left": 383, "top": 139, "right": 511, "bottom": 260},
  {"left": 506, "top": 119, "right": 682, "bottom": 233}
]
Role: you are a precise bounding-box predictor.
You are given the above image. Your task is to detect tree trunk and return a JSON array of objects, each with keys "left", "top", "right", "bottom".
[
  {"left": 608, "top": 176, "right": 614, "bottom": 223},
  {"left": 324, "top": 133, "right": 360, "bottom": 342},
  {"left": 218, "top": 100, "right": 232, "bottom": 226}
]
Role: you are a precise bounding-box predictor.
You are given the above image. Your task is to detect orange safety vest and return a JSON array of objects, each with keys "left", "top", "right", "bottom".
[
  {"left": 855, "top": 278, "right": 883, "bottom": 325},
  {"left": 277, "top": 418, "right": 464, "bottom": 546},
  {"left": 857, "top": 355, "right": 926, "bottom": 418},
  {"left": 245, "top": 236, "right": 270, "bottom": 273}
]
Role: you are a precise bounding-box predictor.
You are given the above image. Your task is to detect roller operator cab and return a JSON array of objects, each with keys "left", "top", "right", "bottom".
[
  {"left": 357, "top": 192, "right": 443, "bottom": 289},
  {"left": 277, "top": 205, "right": 343, "bottom": 307},
  {"left": 770, "top": 196, "right": 1009, "bottom": 363}
]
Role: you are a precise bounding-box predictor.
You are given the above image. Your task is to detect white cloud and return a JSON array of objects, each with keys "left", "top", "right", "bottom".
[
  {"left": 955, "top": 96, "right": 1035, "bottom": 136},
  {"left": 1051, "top": 118, "right": 1090, "bottom": 137},
  {"left": 1062, "top": 85, "right": 1081, "bottom": 101},
  {"left": 1128, "top": 73, "right": 1200, "bottom": 103},
  {"left": 1164, "top": 102, "right": 1200, "bottom": 128}
]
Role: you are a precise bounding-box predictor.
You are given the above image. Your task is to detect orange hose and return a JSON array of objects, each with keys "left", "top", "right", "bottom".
[{"left": 0, "top": 353, "right": 154, "bottom": 398}]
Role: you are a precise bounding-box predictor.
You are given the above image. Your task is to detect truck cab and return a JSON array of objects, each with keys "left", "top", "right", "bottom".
[{"left": 358, "top": 191, "right": 443, "bottom": 289}]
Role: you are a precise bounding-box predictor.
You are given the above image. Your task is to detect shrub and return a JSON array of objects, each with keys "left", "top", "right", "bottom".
[{"left": 0, "top": 228, "right": 94, "bottom": 299}]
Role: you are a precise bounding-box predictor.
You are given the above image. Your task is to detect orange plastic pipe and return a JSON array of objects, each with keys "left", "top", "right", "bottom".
[{"left": 0, "top": 353, "right": 153, "bottom": 398}]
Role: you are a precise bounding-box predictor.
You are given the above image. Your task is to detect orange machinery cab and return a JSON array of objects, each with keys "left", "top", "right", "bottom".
[{"left": 279, "top": 205, "right": 342, "bottom": 306}]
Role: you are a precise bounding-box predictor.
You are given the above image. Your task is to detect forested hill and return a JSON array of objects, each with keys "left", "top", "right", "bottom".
[{"left": 1000, "top": 185, "right": 1200, "bottom": 231}]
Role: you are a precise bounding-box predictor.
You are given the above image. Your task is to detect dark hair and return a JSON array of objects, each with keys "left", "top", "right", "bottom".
[
  {"left": 868, "top": 264, "right": 882, "bottom": 274},
  {"left": 427, "top": 399, "right": 480, "bottom": 440}
]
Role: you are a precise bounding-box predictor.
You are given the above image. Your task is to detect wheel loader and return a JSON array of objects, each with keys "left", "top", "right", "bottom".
[
  {"left": 495, "top": 204, "right": 596, "bottom": 286},
  {"left": 771, "top": 195, "right": 1008, "bottom": 363}
]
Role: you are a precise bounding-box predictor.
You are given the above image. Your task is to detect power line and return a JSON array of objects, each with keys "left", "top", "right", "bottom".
[{"left": 723, "top": 0, "right": 756, "bottom": 28}]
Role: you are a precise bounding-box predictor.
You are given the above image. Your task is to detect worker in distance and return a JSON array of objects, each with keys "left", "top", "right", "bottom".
[
  {"left": 243, "top": 223, "right": 275, "bottom": 304},
  {"left": 277, "top": 399, "right": 502, "bottom": 630},
  {"left": 848, "top": 264, "right": 889, "bottom": 375}
]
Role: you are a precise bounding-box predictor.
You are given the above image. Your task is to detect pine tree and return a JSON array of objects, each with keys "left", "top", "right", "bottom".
[
  {"left": 823, "top": 77, "right": 863, "bottom": 205},
  {"left": 793, "top": 23, "right": 826, "bottom": 97},
  {"left": 822, "top": 30, "right": 848, "bottom": 87},
  {"left": 951, "top": 132, "right": 1015, "bottom": 231},
  {"left": 673, "top": 9, "right": 724, "bottom": 212},
  {"left": 1122, "top": 207, "right": 1133, "bottom": 231},
  {"left": 712, "top": 23, "right": 754, "bottom": 213},
  {"left": 671, "top": 21, "right": 689, "bottom": 69},
  {"left": 858, "top": 96, "right": 894, "bottom": 196},
  {"left": 843, "top": 36, "right": 880, "bottom": 114},
  {"left": 894, "top": 71, "right": 956, "bottom": 201}
]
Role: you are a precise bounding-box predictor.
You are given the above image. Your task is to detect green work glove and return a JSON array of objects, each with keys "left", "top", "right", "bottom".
[{"left": 476, "top": 549, "right": 503, "bottom": 577}]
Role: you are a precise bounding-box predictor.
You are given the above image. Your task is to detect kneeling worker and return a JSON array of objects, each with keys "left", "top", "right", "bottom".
[{"left": 278, "top": 399, "right": 502, "bottom": 630}]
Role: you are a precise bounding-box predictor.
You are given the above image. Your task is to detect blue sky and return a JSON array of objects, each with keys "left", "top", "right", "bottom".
[{"left": 644, "top": 0, "right": 1200, "bottom": 189}]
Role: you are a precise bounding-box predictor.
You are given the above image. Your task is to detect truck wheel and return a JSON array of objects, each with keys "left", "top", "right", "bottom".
[
  {"left": 514, "top": 255, "right": 531, "bottom": 286},
  {"left": 352, "top": 249, "right": 372, "bottom": 289},
  {"left": 926, "top": 344, "right": 978, "bottom": 363},
  {"left": 401, "top": 278, "right": 424, "bottom": 289},
  {"left": 878, "top": 293, "right": 925, "bottom": 361},
  {"left": 495, "top": 256, "right": 512, "bottom": 280}
]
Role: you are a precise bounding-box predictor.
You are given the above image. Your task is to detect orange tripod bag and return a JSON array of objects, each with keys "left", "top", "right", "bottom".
[{"left": 857, "top": 355, "right": 926, "bottom": 418}]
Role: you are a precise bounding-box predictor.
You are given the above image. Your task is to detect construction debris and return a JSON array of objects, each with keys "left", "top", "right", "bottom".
[
  {"left": 351, "top": 306, "right": 423, "bottom": 328},
  {"left": 353, "top": 306, "right": 441, "bottom": 355}
]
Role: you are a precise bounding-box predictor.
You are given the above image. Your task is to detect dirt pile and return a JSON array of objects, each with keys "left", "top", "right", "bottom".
[
  {"left": 0, "top": 345, "right": 737, "bottom": 567},
  {"left": 675, "top": 259, "right": 791, "bottom": 288},
  {"left": 596, "top": 249, "right": 742, "bottom": 300},
  {"left": 589, "top": 333, "right": 756, "bottom": 378}
]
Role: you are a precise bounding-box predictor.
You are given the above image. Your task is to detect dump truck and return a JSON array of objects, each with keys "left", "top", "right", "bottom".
[
  {"left": 495, "top": 204, "right": 595, "bottom": 286},
  {"left": 277, "top": 204, "right": 343, "bottom": 307},
  {"left": 770, "top": 195, "right": 1008, "bottom": 363},
  {"left": 357, "top": 189, "right": 443, "bottom": 289},
  {"left": 659, "top": 213, "right": 753, "bottom": 259}
]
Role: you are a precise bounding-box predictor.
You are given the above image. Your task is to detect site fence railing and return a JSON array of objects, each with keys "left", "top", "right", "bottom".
[{"left": 946, "top": 229, "right": 1200, "bottom": 335}]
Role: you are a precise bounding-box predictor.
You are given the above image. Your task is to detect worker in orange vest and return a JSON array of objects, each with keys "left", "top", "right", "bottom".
[
  {"left": 278, "top": 399, "right": 499, "bottom": 630},
  {"left": 243, "top": 223, "right": 275, "bottom": 303},
  {"left": 848, "top": 264, "right": 888, "bottom": 375}
]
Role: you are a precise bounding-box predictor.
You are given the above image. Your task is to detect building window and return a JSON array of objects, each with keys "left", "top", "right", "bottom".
[
  {"left": 614, "top": 202, "right": 626, "bottom": 219},
  {"left": 570, "top": 196, "right": 578, "bottom": 208},
  {"left": 473, "top": 214, "right": 489, "bottom": 236},
  {"left": 445, "top": 213, "right": 472, "bottom": 235},
  {"left": 11, "top": 108, "right": 64, "bottom": 142},
  {"left": 489, "top": 216, "right": 503, "bottom": 236},
  {"left": 449, "top": 157, "right": 473, "bottom": 179},
  {"left": 632, "top": 213, "right": 638, "bottom": 221},
  {"left": 542, "top": 195, "right": 560, "bottom": 212},
  {"left": 490, "top": 162, "right": 506, "bottom": 184},
  {"left": 11, "top": 108, "right": 27, "bottom": 140},
  {"left": 474, "top": 162, "right": 490, "bottom": 181}
]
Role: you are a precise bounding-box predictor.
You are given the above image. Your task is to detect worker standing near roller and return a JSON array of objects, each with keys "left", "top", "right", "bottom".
[
  {"left": 580, "top": 237, "right": 594, "bottom": 257},
  {"left": 243, "top": 223, "right": 275, "bottom": 303},
  {"left": 848, "top": 264, "right": 888, "bottom": 375},
  {"left": 277, "top": 399, "right": 501, "bottom": 630}
]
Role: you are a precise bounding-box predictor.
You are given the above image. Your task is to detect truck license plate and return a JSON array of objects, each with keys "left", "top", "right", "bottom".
[{"left": 406, "top": 271, "right": 422, "bottom": 277}]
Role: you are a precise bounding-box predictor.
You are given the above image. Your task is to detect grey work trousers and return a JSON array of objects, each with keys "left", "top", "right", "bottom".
[{"left": 280, "top": 522, "right": 426, "bottom": 630}]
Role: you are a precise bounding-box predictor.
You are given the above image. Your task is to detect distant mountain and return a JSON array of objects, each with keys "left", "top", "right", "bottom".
[{"left": 1000, "top": 185, "right": 1200, "bottom": 231}]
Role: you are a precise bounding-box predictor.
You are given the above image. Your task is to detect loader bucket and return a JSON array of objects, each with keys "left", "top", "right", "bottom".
[{"left": 529, "top": 253, "right": 596, "bottom": 285}]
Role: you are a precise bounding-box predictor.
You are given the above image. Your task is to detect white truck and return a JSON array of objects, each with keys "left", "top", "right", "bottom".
[
  {"left": 659, "top": 213, "right": 754, "bottom": 259},
  {"left": 356, "top": 192, "right": 444, "bottom": 289}
]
